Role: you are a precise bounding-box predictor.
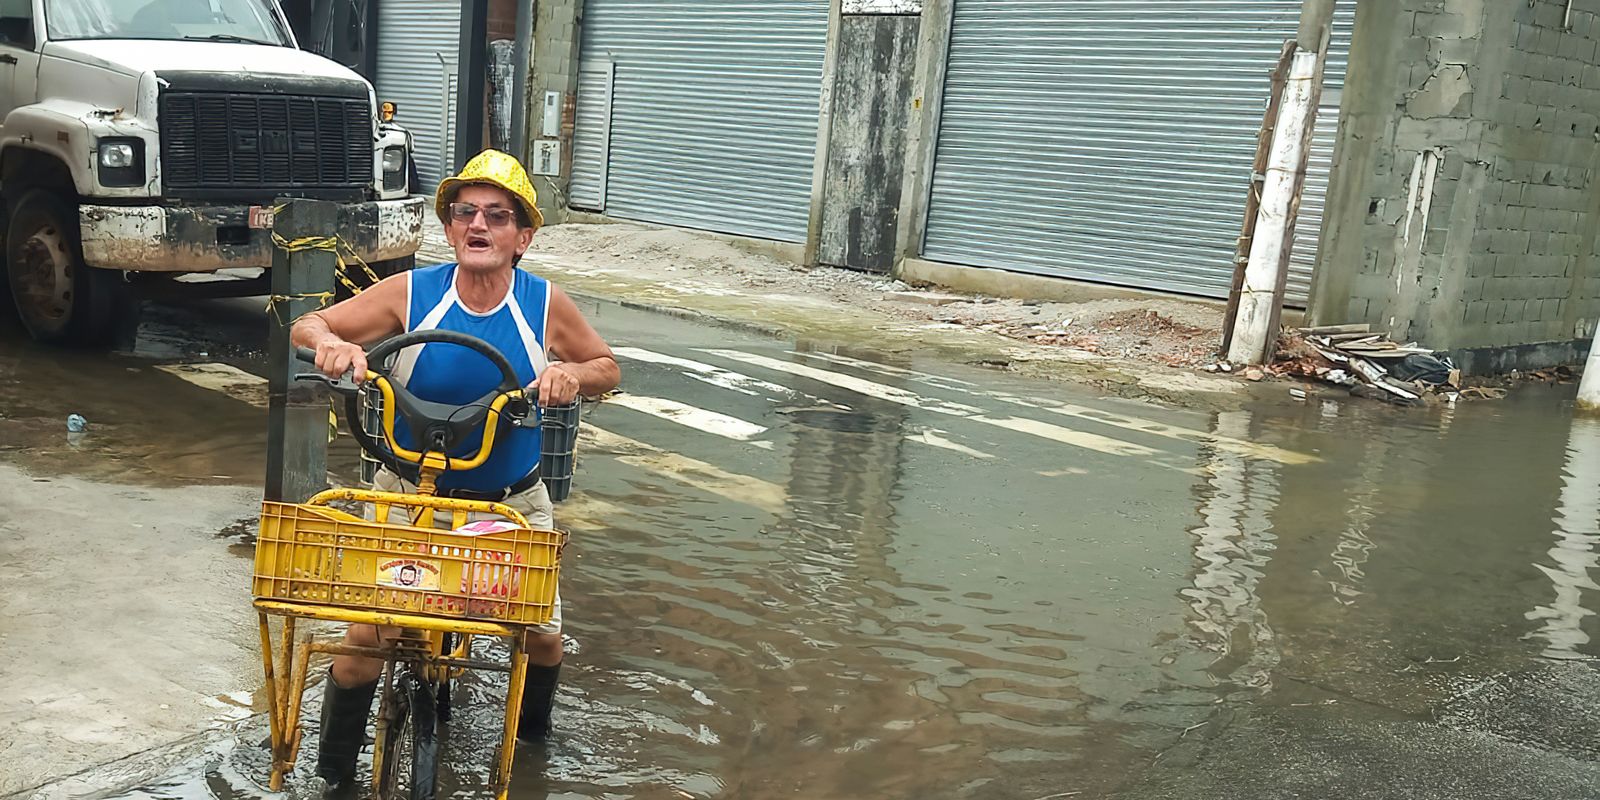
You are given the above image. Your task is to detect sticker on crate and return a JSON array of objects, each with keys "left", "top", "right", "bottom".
[
  {"left": 453, "top": 520, "right": 522, "bottom": 536},
  {"left": 377, "top": 558, "right": 443, "bottom": 591}
]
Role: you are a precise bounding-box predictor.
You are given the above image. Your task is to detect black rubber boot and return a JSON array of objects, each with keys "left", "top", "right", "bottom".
[
  {"left": 317, "top": 672, "right": 378, "bottom": 794},
  {"left": 517, "top": 662, "right": 562, "bottom": 742}
]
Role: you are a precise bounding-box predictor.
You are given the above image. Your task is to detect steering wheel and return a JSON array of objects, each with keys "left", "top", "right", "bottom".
[{"left": 297, "top": 330, "right": 532, "bottom": 483}]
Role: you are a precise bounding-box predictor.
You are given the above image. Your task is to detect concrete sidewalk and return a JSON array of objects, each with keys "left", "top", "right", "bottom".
[
  {"left": 417, "top": 221, "right": 1244, "bottom": 405},
  {"left": 0, "top": 463, "right": 262, "bottom": 798}
]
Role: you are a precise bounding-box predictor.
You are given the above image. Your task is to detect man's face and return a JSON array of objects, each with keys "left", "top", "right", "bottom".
[{"left": 444, "top": 184, "right": 535, "bottom": 273}]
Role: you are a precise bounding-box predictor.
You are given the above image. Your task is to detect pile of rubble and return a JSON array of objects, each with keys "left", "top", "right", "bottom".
[{"left": 1208, "top": 324, "right": 1467, "bottom": 405}]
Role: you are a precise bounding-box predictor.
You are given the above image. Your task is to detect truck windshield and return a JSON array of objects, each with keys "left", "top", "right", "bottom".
[{"left": 45, "top": 0, "right": 291, "bottom": 45}]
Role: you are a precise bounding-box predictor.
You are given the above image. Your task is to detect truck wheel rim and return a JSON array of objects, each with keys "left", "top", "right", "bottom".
[{"left": 15, "top": 225, "right": 71, "bottom": 325}]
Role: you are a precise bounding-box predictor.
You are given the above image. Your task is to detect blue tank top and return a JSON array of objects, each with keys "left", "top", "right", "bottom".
[{"left": 390, "top": 263, "right": 549, "bottom": 492}]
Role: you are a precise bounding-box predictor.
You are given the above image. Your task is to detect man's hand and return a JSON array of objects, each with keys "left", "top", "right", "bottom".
[
  {"left": 315, "top": 340, "right": 369, "bottom": 383},
  {"left": 530, "top": 363, "right": 581, "bottom": 407}
]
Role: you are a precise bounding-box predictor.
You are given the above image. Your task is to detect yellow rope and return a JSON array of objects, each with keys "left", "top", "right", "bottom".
[
  {"left": 270, "top": 231, "right": 382, "bottom": 298},
  {"left": 263, "top": 291, "right": 336, "bottom": 325}
]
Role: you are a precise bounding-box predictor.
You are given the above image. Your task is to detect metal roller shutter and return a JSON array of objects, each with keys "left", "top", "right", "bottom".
[
  {"left": 571, "top": 61, "right": 615, "bottom": 211},
  {"left": 1287, "top": 0, "right": 1358, "bottom": 305},
  {"left": 575, "top": 0, "right": 829, "bottom": 242},
  {"left": 923, "top": 0, "right": 1320, "bottom": 299},
  {"left": 376, "top": 1, "right": 460, "bottom": 192}
]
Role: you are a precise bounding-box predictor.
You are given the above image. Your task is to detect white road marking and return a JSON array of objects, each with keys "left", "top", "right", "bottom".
[
  {"left": 973, "top": 414, "right": 1159, "bottom": 457},
  {"left": 908, "top": 429, "right": 995, "bottom": 460},
  {"left": 703, "top": 350, "right": 1160, "bottom": 458},
  {"left": 582, "top": 425, "right": 785, "bottom": 514},
  {"left": 992, "top": 392, "right": 1312, "bottom": 465},
  {"left": 797, "top": 350, "right": 976, "bottom": 388},
  {"left": 704, "top": 349, "right": 985, "bottom": 415},
  {"left": 606, "top": 394, "right": 773, "bottom": 448},
  {"left": 615, "top": 347, "right": 804, "bottom": 399},
  {"left": 155, "top": 363, "right": 267, "bottom": 406},
  {"left": 553, "top": 493, "right": 634, "bottom": 531},
  {"left": 788, "top": 350, "right": 1314, "bottom": 465}
]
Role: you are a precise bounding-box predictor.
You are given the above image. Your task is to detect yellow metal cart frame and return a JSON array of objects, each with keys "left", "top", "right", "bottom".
[
  {"left": 254, "top": 335, "right": 563, "bottom": 799},
  {"left": 254, "top": 486, "right": 563, "bottom": 799}
]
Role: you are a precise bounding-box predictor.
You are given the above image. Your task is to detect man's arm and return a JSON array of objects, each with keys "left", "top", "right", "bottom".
[
  {"left": 290, "top": 273, "right": 408, "bottom": 380},
  {"left": 537, "top": 285, "right": 620, "bottom": 406}
]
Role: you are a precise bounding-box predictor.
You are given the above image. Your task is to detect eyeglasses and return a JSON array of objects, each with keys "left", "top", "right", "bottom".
[{"left": 448, "top": 202, "right": 517, "bottom": 227}]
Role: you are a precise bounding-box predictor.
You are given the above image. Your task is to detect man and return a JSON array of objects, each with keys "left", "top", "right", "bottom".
[{"left": 292, "top": 149, "right": 620, "bottom": 792}]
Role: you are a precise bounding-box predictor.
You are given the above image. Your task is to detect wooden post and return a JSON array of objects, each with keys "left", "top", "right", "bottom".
[
  {"left": 1222, "top": 41, "right": 1296, "bottom": 356},
  {"left": 1226, "top": 45, "right": 1323, "bottom": 366},
  {"left": 265, "top": 199, "right": 337, "bottom": 503},
  {"left": 1264, "top": 28, "right": 1331, "bottom": 357}
]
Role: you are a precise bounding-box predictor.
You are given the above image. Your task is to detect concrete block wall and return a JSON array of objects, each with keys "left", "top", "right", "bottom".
[{"left": 1313, "top": 0, "right": 1600, "bottom": 372}]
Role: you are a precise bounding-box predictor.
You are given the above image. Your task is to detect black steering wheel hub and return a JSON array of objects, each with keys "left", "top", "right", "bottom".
[{"left": 350, "top": 330, "right": 529, "bottom": 481}]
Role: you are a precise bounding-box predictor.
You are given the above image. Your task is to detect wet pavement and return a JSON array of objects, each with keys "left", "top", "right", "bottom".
[{"left": 4, "top": 294, "right": 1600, "bottom": 799}]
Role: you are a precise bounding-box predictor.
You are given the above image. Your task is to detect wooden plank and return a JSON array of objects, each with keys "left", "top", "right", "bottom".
[
  {"left": 1300, "top": 323, "right": 1372, "bottom": 335},
  {"left": 1349, "top": 357, "right": 1421, "bottom": 400}
]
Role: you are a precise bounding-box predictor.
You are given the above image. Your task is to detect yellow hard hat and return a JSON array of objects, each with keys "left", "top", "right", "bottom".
[{"left": 434, "top": 149, "right": 544, "bottom": 230}]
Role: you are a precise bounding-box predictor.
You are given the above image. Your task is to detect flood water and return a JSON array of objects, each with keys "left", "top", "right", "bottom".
[{"left": 6, "top": 301, "right": 1600, "bottom": 799}]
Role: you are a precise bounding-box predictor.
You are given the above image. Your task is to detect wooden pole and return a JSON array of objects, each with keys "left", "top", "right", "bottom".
[
  {"left": 265, "top": 199, "right": 337, "bottom": 503},
  {"left": 1222, "top": 0, "right": 1339, "bottom": 363},
  {"left": 1222, "top": 41, "right": 1296, "bottom": 356},
  {"left": 1264, "top": 27, "right": 1332, "bottom": 358},
  {"left": 1226, "top": 47, "right": 1322, "bottom": 366}
]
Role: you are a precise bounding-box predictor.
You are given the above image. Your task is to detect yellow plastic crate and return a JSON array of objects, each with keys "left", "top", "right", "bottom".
[{"left": 253, "top": 500, "right": 563, "bottom": 625}]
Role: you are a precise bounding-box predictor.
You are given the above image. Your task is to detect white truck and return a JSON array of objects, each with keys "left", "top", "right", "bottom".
[{"left": 0, "top": 0, "right": 423, "bottom": 344}]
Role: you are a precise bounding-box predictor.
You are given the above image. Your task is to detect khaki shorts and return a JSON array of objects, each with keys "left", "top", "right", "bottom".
[{"left": 371, "top": 469, "right": 562, "bottom": 635}]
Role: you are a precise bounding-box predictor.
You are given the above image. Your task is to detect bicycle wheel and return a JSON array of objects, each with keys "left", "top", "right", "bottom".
[{"left": 377, "top": 671, "right": 442, "bottom": 800}]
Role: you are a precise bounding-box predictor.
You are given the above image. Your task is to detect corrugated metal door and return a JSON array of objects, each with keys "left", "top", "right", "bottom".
[
  {"left": 570, "top": 61, "right": 615, "bottom": 211},
  {"left": 1287, "top": 0, "right": 1358, "bottom": 305},
  {"left": 574, "top": 0, "right": 829, "bottom": 242},
  {"left": 923, "top": 1, "right": 1323, "bottom": 299},
  {"left": 377, "top": 1, "right": 460, "bottom": 191}
]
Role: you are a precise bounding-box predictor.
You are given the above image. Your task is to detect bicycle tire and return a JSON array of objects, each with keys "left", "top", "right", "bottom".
[
  {"left": 407, "top": 674, "right": 441, "bottom": 800},
  {"left": 376, "top": 672, "right": 442, "bottom": 800},
  {"left": 376, "top": 675, "right": 411, "bottom": 800}
]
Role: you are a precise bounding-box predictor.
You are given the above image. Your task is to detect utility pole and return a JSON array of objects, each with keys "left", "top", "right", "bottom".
[
  {"left": 510, "top": 0, "right": 536, "bottom": 164},
  {"left": 1225, "top": 0, "right": 1337, "bottom": 365},
  {"left": 455, "top": 0, "right": 490, "bottom": 170}
]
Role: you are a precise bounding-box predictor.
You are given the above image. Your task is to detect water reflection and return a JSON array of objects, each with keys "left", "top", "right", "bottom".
[
  {"left": 1182, "top": 410, "right": 1280, "bottom": 691},
  {"left": 1325, "top": 438, "right": 1386, "bottom": 605},
  {"left": 1526, "top": 417, "right": 1600, "bottom": 660}
]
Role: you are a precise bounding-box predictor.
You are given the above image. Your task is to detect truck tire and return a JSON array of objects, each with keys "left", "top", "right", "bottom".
[{"left": 5, "top": 191, "right": 123, "bottom": 345}]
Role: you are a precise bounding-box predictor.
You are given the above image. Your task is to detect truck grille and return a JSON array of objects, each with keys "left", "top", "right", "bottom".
[{"left": 160, "top": 92, "right": 373, "bottom": 199}]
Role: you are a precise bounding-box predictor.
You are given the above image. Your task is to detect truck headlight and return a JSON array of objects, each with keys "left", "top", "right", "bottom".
[
  {"left": 97, "top": 138, "right": 145, "bottom": 187},
  {"left": 382, "top": 146, "right": 407, "bottom": 192},
  {"left": 100, "top": 143, "right": 135, "bottom": 168}
]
